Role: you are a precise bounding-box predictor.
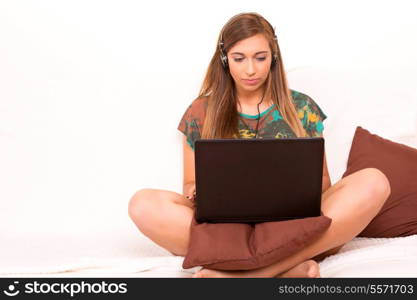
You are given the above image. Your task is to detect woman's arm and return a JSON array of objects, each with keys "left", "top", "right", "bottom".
[
  {"left": 182, "top": 136, "right": 195, "bottom": 186},
  {"left": 182, "top": 136, "right": 196, "bottom": 205},
  {"left": 318, "top": 131, "right": 332, "bottom": 193},
  {"left": 322, "top": 150, "right": 332, "bottom": 193}
]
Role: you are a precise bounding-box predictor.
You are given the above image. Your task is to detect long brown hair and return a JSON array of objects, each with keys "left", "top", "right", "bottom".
[{"left": 199, "top": 12, "right": 307, "bottom": 138}]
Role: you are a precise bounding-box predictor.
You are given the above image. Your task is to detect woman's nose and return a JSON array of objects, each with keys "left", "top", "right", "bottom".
[{"left": 245, "top": 60, "right": 256, "bottom": 75}]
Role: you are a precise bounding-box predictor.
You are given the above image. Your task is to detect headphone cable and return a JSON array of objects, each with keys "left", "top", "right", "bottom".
[{"left": 254, "top": 91, "right": 266, "bottom": 138}]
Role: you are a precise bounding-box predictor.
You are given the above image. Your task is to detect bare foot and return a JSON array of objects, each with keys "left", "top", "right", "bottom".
[
  {"left": 277, "top": 260, "right": 320, "bottom": 278},
  {"left": 191, "top": 260, "right": 320, "bottom": 278},
  {"left": 192, "top": 268, "right": 252, "bottom": 278}
]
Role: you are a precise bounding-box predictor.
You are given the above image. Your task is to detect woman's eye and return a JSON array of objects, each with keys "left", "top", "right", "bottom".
[{"left": 233, "top": 57, "right": 266, "bottom": 62}]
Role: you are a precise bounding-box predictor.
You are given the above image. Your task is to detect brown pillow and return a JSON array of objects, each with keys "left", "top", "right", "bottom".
[
  {"left": 182, "top": 214, "right": 332, "bottom": 271},
  {"left": 342, "top": 126, "right": 417, "bottom": 238}
]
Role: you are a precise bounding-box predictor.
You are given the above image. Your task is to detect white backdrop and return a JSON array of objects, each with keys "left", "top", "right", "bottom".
[{"left": 1, "top": 0, "right": 416, "bottom": 236}]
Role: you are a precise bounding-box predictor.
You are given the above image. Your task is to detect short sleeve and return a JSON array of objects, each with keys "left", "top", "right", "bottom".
[
  {"left": 177, "top": 97, "right": 207, "bottom": 151},
  {"left": 294, "top": 92, "right": 327, "bottom": 137}
]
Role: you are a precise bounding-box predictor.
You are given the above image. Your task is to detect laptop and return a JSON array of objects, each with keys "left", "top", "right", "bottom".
[{"left": 194, "top": 137, "right": 324, "bottom": 223}]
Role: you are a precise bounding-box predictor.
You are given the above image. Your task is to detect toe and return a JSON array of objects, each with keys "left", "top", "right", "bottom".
[{"left": 307, "top": 261, "right": 320, "bottom": 278}]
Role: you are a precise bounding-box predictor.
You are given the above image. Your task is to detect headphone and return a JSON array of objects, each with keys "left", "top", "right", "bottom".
[{"left": 218, "top": 14, "right": 279, "bottom": 70}]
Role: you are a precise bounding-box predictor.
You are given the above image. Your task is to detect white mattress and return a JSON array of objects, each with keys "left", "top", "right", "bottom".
[
  {"left": 1, "top": 228, "right": 416, "bottom": 278},
  {"left": 319, "top": 234, "right": 417, "bottom": 277},
  {"left": 0, "top": 228, "right": 198, "bottom": 278}
]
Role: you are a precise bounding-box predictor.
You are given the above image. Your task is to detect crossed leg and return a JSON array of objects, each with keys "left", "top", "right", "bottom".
[
  {"left": 192, "top": 168, "right": 391, "bottom": 278},
  {"left": 128, "top": 167, "right": 390, "bottom": 278}
]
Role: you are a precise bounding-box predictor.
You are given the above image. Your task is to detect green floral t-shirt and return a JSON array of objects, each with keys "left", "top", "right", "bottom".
[{"left": 177, "top": 89, "right": 327, "bottom": 151}]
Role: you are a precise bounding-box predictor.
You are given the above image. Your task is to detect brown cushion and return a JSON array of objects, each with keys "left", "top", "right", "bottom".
[
  {"left": 342, "top": 126, "right": 417, "bottom": 237},
  {"left": 182, "top": 214, "right": 332, "bottom": 271}
]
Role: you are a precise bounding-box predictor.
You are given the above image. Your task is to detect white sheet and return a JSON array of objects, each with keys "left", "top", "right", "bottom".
[
  {"left": 0, "top": 228, "right": 199, "bottom": 278},
  {"left": 319, "top": 234, "right": 417, "bottom": 277},
  {"left": 1, "top": 228, "right": 416, "bottom": 278}
]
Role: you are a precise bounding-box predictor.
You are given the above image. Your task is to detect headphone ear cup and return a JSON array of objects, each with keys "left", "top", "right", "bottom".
[
  {"left": 221, "top": 54, "right": 228, "bottom": 68},
  {"left": 219, "top": 40, "right": 228, "bottom": 69},
  {"left": 272, "top": 53, "right": 278, "bottom": 67}
]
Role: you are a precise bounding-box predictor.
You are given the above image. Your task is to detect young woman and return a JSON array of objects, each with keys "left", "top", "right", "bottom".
[{"left": 128, "top": 12, "right": 391, "bottom": 278}]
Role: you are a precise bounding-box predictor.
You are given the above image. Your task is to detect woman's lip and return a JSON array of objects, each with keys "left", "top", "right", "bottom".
[{"left": 242, "top": 79, "right": 260, "bottom": 85}]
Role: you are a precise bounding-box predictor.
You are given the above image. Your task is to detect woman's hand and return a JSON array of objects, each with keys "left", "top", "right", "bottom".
[{"left": 183, "top": 182, "right": 196, "bottom": 208}]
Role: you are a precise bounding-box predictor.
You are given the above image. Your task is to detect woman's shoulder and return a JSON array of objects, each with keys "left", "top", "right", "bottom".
[
  {"left": 290, "top": 89, "right": 327, "bottom": 121},
  {"left": 177, "top": 95, "right": 209, "bottom": 132},
  {"left": 191, "top": 95, "right": 209, "bottom": 108},
  {"left": 183, "top": 95, "right": 208, "bottom": 115},
  {"left": 290, "top": 89, "right": 316, "bottom": 109},
  {"left": 289, "top": 88, "right": 327, "bottom": 137}
]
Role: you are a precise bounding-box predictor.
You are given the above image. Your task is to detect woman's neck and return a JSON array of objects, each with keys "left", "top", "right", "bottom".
[{"left": 236, "top": 87, "right": 271, "bottom": 107}]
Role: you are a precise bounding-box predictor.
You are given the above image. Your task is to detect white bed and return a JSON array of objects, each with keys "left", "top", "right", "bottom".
[
  {"left": 1, "top": 228, "right": 417, "bottom": 278},
  {"left": 1, "top": 67, "right": 416, "bottom": 278}
]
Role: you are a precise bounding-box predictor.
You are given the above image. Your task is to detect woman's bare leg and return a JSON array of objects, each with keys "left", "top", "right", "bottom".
[
  {"left": 192, "top": 167, "right": 391, "bottom": 278},
  {"left": 128, "top": 188, "right": 318, "bottom": 277},
  {"left": 128, "top": 180, "right": 347, "bottom": 258},
  {"left": 128, "top": 188, "right": 194, "bottom": 256}
]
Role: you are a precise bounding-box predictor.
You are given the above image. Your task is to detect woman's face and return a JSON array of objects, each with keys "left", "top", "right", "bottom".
[{"left": 227, "top": 33, "right": 273, "bottom": 95}]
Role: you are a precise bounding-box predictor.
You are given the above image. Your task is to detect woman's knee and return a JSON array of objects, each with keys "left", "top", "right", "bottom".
[
  {"left": 359, "top": 168, "right": 391, "bottom": 211},
  {"left": 128, "top": 188, "right": 158, "bottom": 226},
  {"left": 361, "top": 168, "right": 390, "bottom": 196}
]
